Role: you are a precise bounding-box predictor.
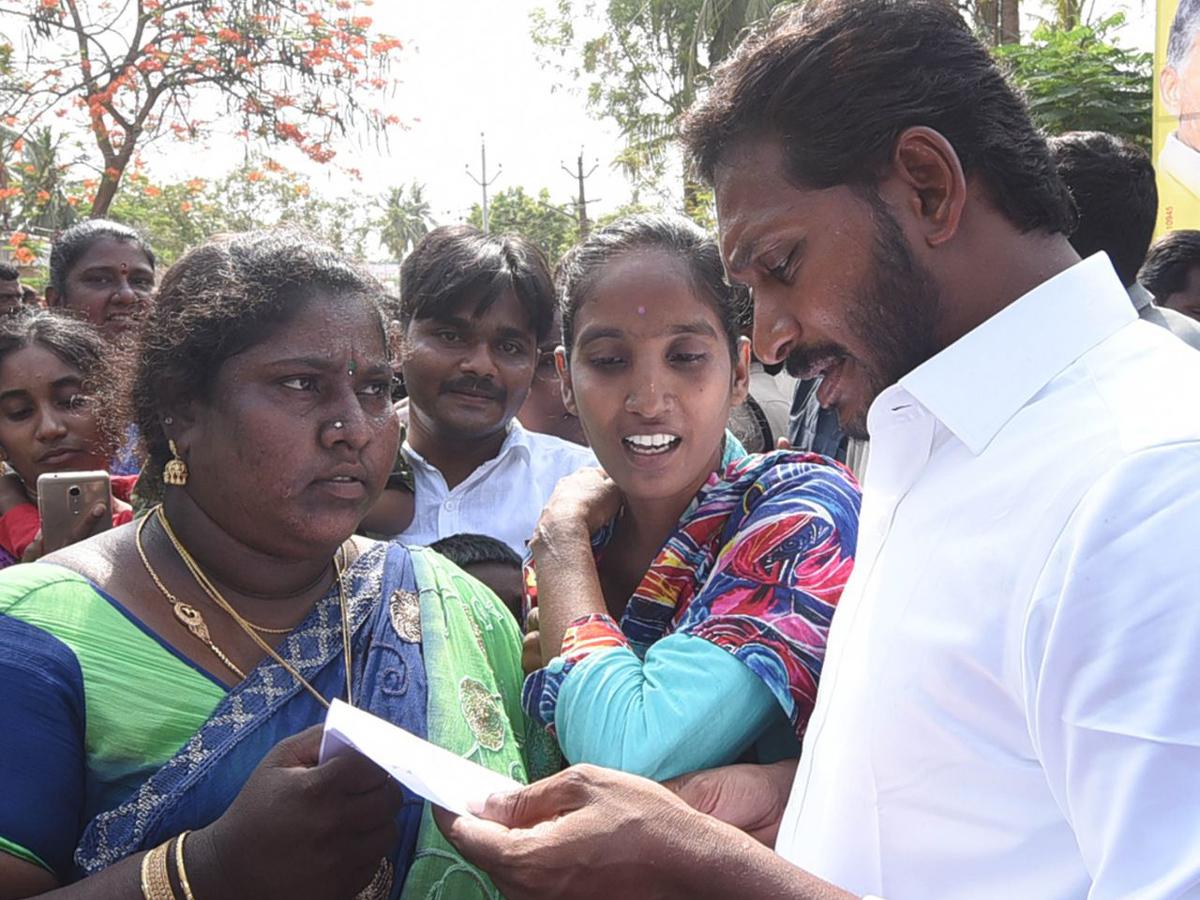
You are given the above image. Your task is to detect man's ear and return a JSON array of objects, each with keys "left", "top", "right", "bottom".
[
  {"left": 1162, "top": 65, "right": 1182, "bottom": 118},
  {"left": 44, "top": 285, "right": 61, "bottom": 308},
  {"left": 731, "top": 337, "right": 751, "bottom": 407},
  {"left": 886, "top": 126, "right": 967, "bottom": 248},
  {"left": 556, "top": 347, "right": 579, "bottom": 416}
]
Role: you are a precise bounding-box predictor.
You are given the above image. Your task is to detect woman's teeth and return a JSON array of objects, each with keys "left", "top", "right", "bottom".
[{"left": 623, "top": 433, "right": 680, "bottom": 455}]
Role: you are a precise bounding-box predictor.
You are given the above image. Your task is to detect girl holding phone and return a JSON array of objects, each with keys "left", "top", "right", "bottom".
[{"left": 0, "top": 309, "right": 133, "bottom": 565}]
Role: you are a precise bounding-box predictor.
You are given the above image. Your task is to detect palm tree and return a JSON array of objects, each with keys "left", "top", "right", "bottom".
[
  {"left": 0, "top": 125, "right": 79, "bottom": 233},
  {"left": 972, "top": 0, "right": 1021, "bottom": 45},
  {"left": 688, "top": 0, "right": 793, "bottom": 88},
  {"left": 1044, "top": 0, "right": 1080, "bottom": 29},
  {"left": 374, "top": 182, "right": 434, "bottom": 264}
]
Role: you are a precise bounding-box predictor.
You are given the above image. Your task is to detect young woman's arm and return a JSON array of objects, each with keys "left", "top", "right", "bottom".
[
  {"left": 554, "top": 635, "right": 784, "bottom": 780},
  {"left": 524, "top": 457, "right": 861, "bottom": 781},
  {"left": 529, "top": 468, "right": 621, "bottom": 664}
]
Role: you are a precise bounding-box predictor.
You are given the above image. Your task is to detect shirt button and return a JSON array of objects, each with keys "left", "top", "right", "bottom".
[{"left": 444, "top": 500, "right": 456, "bottom": 511}]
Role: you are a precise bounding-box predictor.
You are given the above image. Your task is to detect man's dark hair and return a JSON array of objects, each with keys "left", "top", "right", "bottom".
[
  {"left": 1139, "top": 230, "right": 1200, "bottom": 301},
  {"left": 1168, "top": 0, "right": 1200, "bottom": 69},
  {"left": 429, "top": 532, "right": 522, "bottom": 571},
  {"left": 399, "top": 225, "right": 555, "bottom": 343},
  {"left": 679, "top": 0, "right": 1076, "bottom": 236},
  {"left": 1048, "top": 131, "right": 1156, "bottom": 287},
  {"left": 0, "top": 264, "right": 18, "bottom": 282}
]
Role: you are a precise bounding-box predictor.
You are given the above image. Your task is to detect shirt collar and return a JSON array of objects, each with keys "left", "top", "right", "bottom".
[
  {"left": 404, "top": 419, "right": 524, "bottom": 470},
  {"left": 888, "top": 252, "right": 1135, "bottom": 456},
  {"left": 1127, "top": 282, "right": 1154, "bottom": 313}
]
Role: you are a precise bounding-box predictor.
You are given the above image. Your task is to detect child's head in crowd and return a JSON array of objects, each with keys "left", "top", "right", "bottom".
[{"left": 430, "top": 531, "right": 524, "bottom": 618}]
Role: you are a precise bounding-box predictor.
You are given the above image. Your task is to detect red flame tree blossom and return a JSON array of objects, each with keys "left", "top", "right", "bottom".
[{"left": 0, "top": 0, "right": 405, "bottom": 216}]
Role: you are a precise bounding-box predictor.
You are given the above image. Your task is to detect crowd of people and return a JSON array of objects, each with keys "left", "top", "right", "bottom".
[{"left": 1, "top": 0, "right": 1199, "bottom": 899}]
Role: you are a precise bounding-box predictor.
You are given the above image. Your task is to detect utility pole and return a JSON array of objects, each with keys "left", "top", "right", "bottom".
[
  {"left": 562, "top": 147, "right": 598, "bottom": 237},
  {"left": 466, "top": 132, "right": 502, "bottom": 232}
]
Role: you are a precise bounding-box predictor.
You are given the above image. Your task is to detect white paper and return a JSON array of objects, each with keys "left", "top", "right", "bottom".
[{"left": 319, "top": 698, "right": 520, "bottom": 817}]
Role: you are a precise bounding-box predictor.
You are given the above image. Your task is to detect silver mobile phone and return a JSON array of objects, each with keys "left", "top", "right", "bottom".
[{"left": 37, "top": 470, "right": 113, "bottom": 553}]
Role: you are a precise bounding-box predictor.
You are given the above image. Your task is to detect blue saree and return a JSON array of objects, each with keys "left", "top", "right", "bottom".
[{"left": 65, "top": 541, "right": 529, "bottom": 900}]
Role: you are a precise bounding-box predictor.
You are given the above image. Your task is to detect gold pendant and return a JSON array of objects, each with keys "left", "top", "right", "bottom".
[{"left": 173, "top": 602, "right": 211, "bottom": 643}]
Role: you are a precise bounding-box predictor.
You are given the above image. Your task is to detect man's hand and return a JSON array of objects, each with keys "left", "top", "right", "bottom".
[
  {"left": 667, "top": 759, "right": 799, "bottom": 846},
  {"left": 436, "top": 763, "right": 857, "bottom": 900},
  {"left": 435, "top": 765, "right": 719, "bottom": 900}
]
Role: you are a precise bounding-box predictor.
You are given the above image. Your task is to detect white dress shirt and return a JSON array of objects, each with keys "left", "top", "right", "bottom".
[
  {"left": 397, "top": 421, "right": 596, "bottom": 555},
  {"left": 775, "top": 254, "right": 1200, "bottom": 900},
  {"left": 1158, "top": 131, "right": 1200, "bottom": 197}
]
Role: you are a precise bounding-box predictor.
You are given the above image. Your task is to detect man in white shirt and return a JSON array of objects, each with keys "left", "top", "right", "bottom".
[
  {"left": 434, "top": 2, "right": 1200, "bottom": 898},
  {"left": 391, "top": 225, "right": 595, "bottom": 555}
]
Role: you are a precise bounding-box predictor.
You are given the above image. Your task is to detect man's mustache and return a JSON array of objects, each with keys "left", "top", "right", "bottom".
[
  {"left": 440, "top": 376, "right": 505, "bottom": 401},
  {"left": 784, "top": 343, "right": 850, "bottom": 379}
]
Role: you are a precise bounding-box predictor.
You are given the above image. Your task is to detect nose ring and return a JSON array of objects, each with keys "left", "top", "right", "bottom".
[{"left": 332, "top": 421, "right": 345, "bottom": 430}]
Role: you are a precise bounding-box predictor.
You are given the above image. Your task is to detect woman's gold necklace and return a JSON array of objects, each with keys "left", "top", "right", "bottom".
[
  {"left": 136, "top": 505, "right": 353, "bottom": 708},
  {"left": 136, "top": 513, "right": 247, "bottom": 680}
]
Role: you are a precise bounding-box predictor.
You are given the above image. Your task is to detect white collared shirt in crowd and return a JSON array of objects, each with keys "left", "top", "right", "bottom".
[
  {"left": 775, "top": 253, "right": 1200, "bottom": 900},
  {"left": 396, "top": 420, "right": 596, "bottom": 556}
]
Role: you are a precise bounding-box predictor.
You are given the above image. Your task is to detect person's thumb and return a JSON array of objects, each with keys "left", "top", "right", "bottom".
[{"left": 265, "top": 724, "right": 325, "bottom": 769}]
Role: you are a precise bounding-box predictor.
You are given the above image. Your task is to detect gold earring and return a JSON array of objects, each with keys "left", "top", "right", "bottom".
[{"left": 164, "top": 440, "right": 189, "bottom": 486}]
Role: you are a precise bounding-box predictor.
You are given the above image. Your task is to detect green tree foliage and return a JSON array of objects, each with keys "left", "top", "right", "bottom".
[
  {"left": 530, "top": 0, "right": 794, "bottom": 214},
  {"left": 995, "top": 14, "right": 1152, "bottom": 148},
  {"left": 373, "top": 182, "right": 434, "bottom": 263},
  {"left": 468, "top": 185, "right": 580, "bottom": 265},
  {"left": 0, "top": 0, "right": 406, "bottom": 217},
  {"left": 966, "top": 0, "right": 1021, "bottom": 45},
  {"left": 0, "top": 125, "right": 79, "bottom": 233},
  {"left": 102, "top": 156, "right": 372, "bottom": 265}
]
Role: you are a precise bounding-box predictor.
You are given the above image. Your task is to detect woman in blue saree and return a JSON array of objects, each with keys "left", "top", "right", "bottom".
[{"left": 0, "top": 232, "right": 530, "bottom": 900}]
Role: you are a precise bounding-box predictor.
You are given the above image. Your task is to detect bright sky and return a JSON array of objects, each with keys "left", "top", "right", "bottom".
[
  {"left": 13, "top": 0, "right": 1163, "bottom": 249},
  {"left": 142, "top": 0, "right": 633, "bottom": 232}
]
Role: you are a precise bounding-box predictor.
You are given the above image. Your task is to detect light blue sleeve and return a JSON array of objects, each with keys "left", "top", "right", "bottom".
[{"left": 554, "top": 632, "right": 785, "bottom": 781}]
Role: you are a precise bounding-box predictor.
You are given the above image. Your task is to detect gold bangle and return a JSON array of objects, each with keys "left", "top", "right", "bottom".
[
  {"left": 140, "top": 838, "right": 177, "bottom": 900},
  {"left": 175, "top": 831, "right": 198, "bottom": 900}
]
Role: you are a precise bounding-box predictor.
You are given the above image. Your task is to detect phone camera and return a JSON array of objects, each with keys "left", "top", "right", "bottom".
[{"left": 69, "top": 486, "right": 81, "bottom": 497}]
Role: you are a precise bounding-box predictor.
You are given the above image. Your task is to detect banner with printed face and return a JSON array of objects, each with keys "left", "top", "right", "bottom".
[{"left": 1156, "top": 0, "right": 1200, "bottom": 234}]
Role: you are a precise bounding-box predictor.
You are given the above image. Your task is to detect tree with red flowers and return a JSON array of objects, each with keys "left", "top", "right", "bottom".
[{"left": 0, "top": 0, "right": 405, "bottom": 216}]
